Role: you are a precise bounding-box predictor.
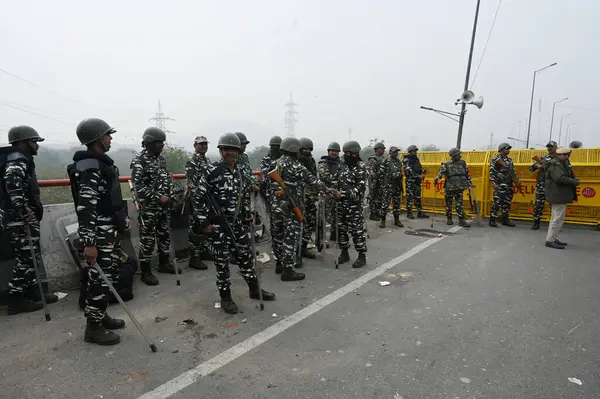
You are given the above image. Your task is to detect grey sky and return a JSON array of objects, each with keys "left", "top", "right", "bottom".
[{"left": 0, "top": 0, "right": 598, "bottom": 151}]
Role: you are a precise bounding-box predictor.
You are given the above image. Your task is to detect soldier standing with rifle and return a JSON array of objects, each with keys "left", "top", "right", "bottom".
[
  {"left": 403, "top": 145, "right": 429, "bottom": 219},
  {"left": 378, "top": 146, "right": 404, "bottom": 229},
  {"left": 367, "top": 142, "right": 386, "bottom": 221},
  {"left": 192, "top": 133, "right": 275, "bottom": 314},
  {"left": 489, "top": 143, "right": 522, "bottom": 228},
  {"left": 298, "top": 138, "right": 319, "bottom": 259},
  {"left": 530, "top": 141, "right": 558, "bottom": 230},
  {"left": 337, "top": 141, "right": 368, "bottom": 268},
  {"left": 130, "top": 127, "right": 181, "bottom": 286},
  {"left": 260, "top": 136, "right": 283, "bottom": 238},
  {"left": 0, "top": 126, "right": 58, "bottom": 315},
  {"left": 185, "top": 136, "right": 212, "bottom": 270},
  {"left": 434, "top": 148, "right": 473, "bottom": 227},
  {"left": 318, "top": 142, "right": 341, "bottom": 242},
  {"left": 268, "top": 137, "right": 338, "bottom": 280},
  {"left": 68, "top": 118, "right": 129, "bottom": 346}
]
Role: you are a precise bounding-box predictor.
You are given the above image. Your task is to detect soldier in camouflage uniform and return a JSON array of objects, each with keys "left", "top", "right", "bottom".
[
  {"left": 318, "top": 142, "right": 341, "bottom": 241},
  {"left": 0, "top": 126, "right": 58, "bottom": 315},
  {"left": 268, "top": 137, "right": 337, "bottom": 280},
  {"left": 185, "top": 136, "right": 212, "bottom": 269},
  {"left": 367, "top": 142, "right": 386, "bottom": 221},
  {"left": 192, "top": 133, "right": 275, "bottom": 314},
  {"left": 403, "top": 145, "right": 429, "bottom": 219},
  {"left": 337, "top": 141, "right": 368, "bottom": 268},
  {"left": 378, "top": 146, "right": 404, "bottom": 228},
  {"left": 489, "top": 143, "right": 521, "bottom": 227},
  {"left": 530, "top": 141, "right": 558, "bottom": 230},
  {"left": 260, "top": 135, "right": 282, "bottom": 238},
  {"left": 130, "top": 127, "right": 181, "bottom": 286},
  {"left": 235, "top": 132, "right": 259, "bottom": 213},
  {"left": 434, "top": 148, "right": 473, "bottom": 227},
  {"left": 68, "top": 118, "right": 129, "bottom": 346},
  {"left": 298, "top": 137, "right": 318, "bottom": 259}
]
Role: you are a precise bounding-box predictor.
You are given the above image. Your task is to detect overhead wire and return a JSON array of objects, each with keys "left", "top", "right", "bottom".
[
  {"left": 0, "top": 101, "right": 71, "bottom": 125},
  {"left": 470, "top": 0, "right": 503, "bottom": 89}
]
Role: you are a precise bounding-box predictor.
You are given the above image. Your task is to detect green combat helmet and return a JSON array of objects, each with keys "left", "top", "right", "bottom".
[
  {"left": 373, "top": 142, "right": 386, "bottom": 150},
  {"left": 449, "top": 147, "right": 461, "bottom": 157},
  {"left": 269, "top": 135, "right": 283, "bottom": 146},
  {"left": 217, "top": 132, "right": 241, "bottom": 149},
  {"left": 407, "top": 145, "right": 418, "bottom": 152},
  {"left": 280, "top": 137, "right": 302, "bottom": 153},
  {"left": 569, "top": 141, "right": 582, "bottom": 149},
  {"left": 342, "top": 140, "right": 361, "bottom": 153},
  {"left": 299, "top": 138, "right": 314, "bottom": 150},
  {"left": 76, "top": 118, "right": 115, "bottom": 145},
  {"left": 8, "top": 125, "right": 45, "bottom": 144},
  {"left": 498, "top": 142, "right": 512, "bottom": 151},
  {"left": 234, "top": 132, "right": 249, "bottom": 145},
  {"left": 327, "top": 142, "right": 341, "bottom": 151},
  {"left": 142, "top": 127, "right": 166, "bottom": 143}
]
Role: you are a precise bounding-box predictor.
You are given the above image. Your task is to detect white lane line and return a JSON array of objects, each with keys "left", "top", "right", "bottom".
[{"left": 138, "top": 226, "right": 462, "bottom": 399}]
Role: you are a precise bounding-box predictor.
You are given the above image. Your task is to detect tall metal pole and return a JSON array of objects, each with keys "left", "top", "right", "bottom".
[
  {"left": 558, "top": 113, "right": 572, "bottom": 146},
  {"left": 456, "top": 0, "right": 481, "bottom": 150},
  {"left": 525, "top": 63, "right": 557, "bottom": 148},
  {"left": 549, "top": 97, "right": 568, "bottom": 142}
]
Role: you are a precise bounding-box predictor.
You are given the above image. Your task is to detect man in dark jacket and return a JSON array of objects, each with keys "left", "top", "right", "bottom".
[{"left": 544, "top": 147, "right": 579, "bottom": 250}]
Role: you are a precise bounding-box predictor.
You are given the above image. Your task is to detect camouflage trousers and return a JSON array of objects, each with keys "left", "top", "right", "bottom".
[
  {"left": 324, "top": 198, "right": 337, "bottom": 234},
  {"left": 138, "top": 208, "right": 170, "bottom": 262},
  {"left": 338, "top": 200, "right": 367, "bottom": 253},
  {"left": 188, "top": 214, "right": 211, "bottom": 258},
  {"left": 490, "top": 183, "right": 514, "bottom": 219},
  {"left": 85, "top": 224, "right": 120, "bottom": 322},
  {"left": 209, "top": 220, "right": 256, "bottom": 292},
  {"left": 445, "top": 190, "right": 465, "bottom": 218},
  {"left": 369, "top": 182, "right": 382, "bottom": 217},
  {"left": 302, "top": 200, "right": 317, "bottom": 246},
  {"left": 272, "top": 214, "right": 301, "bottom": 270},
  {"left": 380, "top": 183, "right": 402, "bottom": 218},
  {"left": 406, "top": 178, "right": 423, "bottom": 212},
  {"left": 533, "top": 182, "right": 546, "bottom": 222},
  {"left": 5, "top": 220, "right": 41, "bottom": 295}
]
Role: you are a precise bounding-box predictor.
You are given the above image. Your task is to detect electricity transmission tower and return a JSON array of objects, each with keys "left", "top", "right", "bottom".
[
  {"left": 284, "top": 93, "right": 298, "bottom": 137},
  {"left": 149, "top": 100, "right": 175, "bottom": 134}
]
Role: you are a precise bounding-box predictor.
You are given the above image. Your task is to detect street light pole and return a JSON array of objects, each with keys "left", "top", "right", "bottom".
[
  {"left": 549, "top": 97, "right": 569, "bottom": 141},
  {"left": 455, "top": 0, "right": 481, "bottom": 150},
  {"left": 558, "top": 113, "right": 572, "bottom": 145},
  {"left": 525, "top": 62, "right": 557, "bottom": 148},
  {"left": 565, "top": 122, "right": 576, "bottom": 146}
]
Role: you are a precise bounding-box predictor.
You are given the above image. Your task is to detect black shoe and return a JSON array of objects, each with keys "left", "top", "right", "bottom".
[
  {"left": 379, "top": 219, "right": 386, "bottom": 228},
  {"left": 141, "top": 271, "right": 159, "bottom": 286},
  {"left": 447, "top": 217, "right": 454, "bottom": 225},
  {"left": 338, "top": 249, "right": 351, "bottom": 265},
  {"left": 489, "top": 217, "right": 497, "bottom": 228},
  {"left": 248, "top": 280, "right": 276, "bottom": 301},
  {"left": 25, "top": 286, "right": 59, "bottom": 304},
  {"left": 301, "top": 246, "right": 316, "bottom": 259},
  {"left": 352, "top": 253, "right": 366, "bottom": 268},
  {"left": 189, "top": 257, "right": 208, "bottom": 270},
  {"left": 102, "top": 314, "right": 126, "bottom": 330},
  {"left": 329, "top": 231, "right": 337, "bottom": 241},
  {"left": 545, "top": 241, "right": 565, "bottom": 250},
  {"left": 458, "top": 218, "right": 470, "bottom": 228},
  {"left": 502, "top": 218, "right": 516, "bottom": 227},
  {"left": 417, "top": 211, "right": 429, "bottom": 219},
  {"left": 275, "top": 261, "right": 283, "bottom": 274},
  {"left": 394, "top": 215, "right": 404, "bottom": 228},
  {"left": 158, "top": 254, "right": 183, "bottom": 274},
  {"left": 281, "top": 268, "right": 305, "bottom": 281},
  {"left": 199, "top": 251, "right": 213, "bottom": 261},
  {"left": 84, "top": 320, "right": 121, "bottom": 346},
  {"left": 554, "top": 238, "right": 568, "bottom": 246},
  {"left": 531, "top": 220, "right": 540, "bottom": 230},
  {"left": 219, "top": 290, "right": 239, "bottom": 314},
  {"left": 7, "top": 293, "right": 43, "bottom": 315},
  {"left": 406, "top": 211, "right": 415, "bottom": 220}
]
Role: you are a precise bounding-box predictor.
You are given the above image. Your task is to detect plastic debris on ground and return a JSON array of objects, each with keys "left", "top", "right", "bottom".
[
  {"left": 568, "top": 377, "right": 582, "bottom": 385},
  {"left": 378, "top": 281, "right": 391, "bottom": 287},
  {"left": 55, "top": 292, "right": 68, "bottom": 300},
  {"left": 214, "top": 301, "right": 221, "bottom": 309},
  {"left": 256, "top": 253, "right": 271, "bottom": 264},
  {"left": 272, "top": 313, "right": 278, "bottom": 317},
  {"left": 242, "top": 318, "right": 247, "bottom": 323},
  {"left": 178, "top": 319, "right": 197, "bottom": 326},
  {"left": 227, "top": 323, "right": 238, "bottom": 328},
  {"left": 160, "top": 338, "right": 167, "bottom": 343},
  {"left": 154, "top": 316, "right": 168, "bottom": 323}
]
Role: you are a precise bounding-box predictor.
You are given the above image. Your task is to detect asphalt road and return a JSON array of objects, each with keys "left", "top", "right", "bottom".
[{"left": 1, "top": 217, "right": 598, "bottom": 399}]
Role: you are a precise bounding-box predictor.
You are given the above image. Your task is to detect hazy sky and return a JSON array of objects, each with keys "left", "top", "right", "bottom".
[{"left": 0, "top": 0, "right": 598, "bottom": 152}]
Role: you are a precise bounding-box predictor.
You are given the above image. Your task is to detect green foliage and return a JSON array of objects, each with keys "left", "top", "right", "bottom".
[
  {"left": 420, "top": 144, "right": 440, "bottom": 151},
  {"left": 360, "top": 138, "right": 387, "bottom": 160},
  {"left": 246, "top": 145, "right": 270, "bottom": 169},
  {"left": 162, "top": 144, "right": 191, "bottom": 174}
]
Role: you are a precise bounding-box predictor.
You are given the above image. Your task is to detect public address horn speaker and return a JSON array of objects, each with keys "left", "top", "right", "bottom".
[{"left": 460, "top": 90, "right": 484, "bottom": 109}]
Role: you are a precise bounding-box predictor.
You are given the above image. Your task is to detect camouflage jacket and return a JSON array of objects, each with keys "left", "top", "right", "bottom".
[
  {"left": 130, "top": 149, "right": 173, "bottom": 209},
  {"left": 0, "top": 148, "right": 42, "bottom": 224},
  {"left": 299, "top": 153, "right": 318, "bottom": 201},
  {"left": 268, "top": 154, "right": 327, "bottom": 218},
  {"left": 367, "top": 155, "right": 385, "bottom": 185},
  {"left": 193, "top": 160, "right": 248, "bottom": 226},
  {"left": 338, "top": 159, "right": 367, "bottom": 203},
  {"left": 237, "top": 152, "right": 258, "bottom": 186},
  {"left": 378, "top": 157, "right": 403, "bottom": 187},
  {"left": 435, "top": 159, "right": 472, "bottom": 191},
  {"left": 260, "top": 152, "right": 278, "bottom": 200},
  {"left": 402, "top": 154, "right": 424, "bottom": 180},
  {"left": 186, "top": 153, "right": 211, "bottom": 194},
  {"left": 317, "top": 156, "right": 341, "bottom": 189},
  {"left": 490, "top": 154, "right": 520, "bottom": 186},
  {"left": 529, "top": 153, "right": 554, "bottom": 183}
]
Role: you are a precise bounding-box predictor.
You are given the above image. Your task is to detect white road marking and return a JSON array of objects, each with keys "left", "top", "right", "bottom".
[{"left": 137, "top": 226, "right": 462, "bottom": 399}]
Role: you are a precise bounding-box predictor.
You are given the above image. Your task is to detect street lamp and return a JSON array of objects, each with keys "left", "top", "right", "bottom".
[
  {"left": 565, "top": 122, "right": 576, "bottom": 146},
  {"left": 419, "top": 106, "right": 460, "bottom": 123},
  {"left": 549, "top": 97, "right": 569, "bottom": 142},
  {"left": 558, "top": 113, "right": 572, "bottom": 145},
  {"left": 525, "top": 62, "right": 558, "bottom": 148}
]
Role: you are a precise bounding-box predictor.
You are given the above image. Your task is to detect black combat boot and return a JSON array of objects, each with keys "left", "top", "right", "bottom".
[
  {"left": 338, "top": 248, "right": 351, "bottom": 265},
  {"left": 369, "top": 213, "right": 380, "bottom": 221},
  {"left": 219, "top": 289, "right": 239, "bottom": 314},
  {"left": 329, "top": 230, "right": 337, "bottom": 241},
  {"left": 379, "top": 218, "right": 386, "bottom": 228},
  {"left": 188, "top": 256, "right": 208, "bottom": 270},
  {"left": 25, "top": 285, "right": 59, "bottom": 304},
  {"left": 140, "top": 260, "right": 159, "bottom": 286},
  {"left": 275, "top": 261, "right": 283, "bottom": 274},
  {"left": 531, "top": 220, "right": 540, "bottom": 230},
  {"left": 199, "top": 250, "right": 213, "bottom": 261},
  {"left": 352, "top": 252, "right": 366, "bottom": 268},
  {"left": 248, "top": 279, "right": 276, "bottom": 301},
  {"left": 447, "top": 217, "right": 454, "bottom": 225},
  {"left": 417, "top": 211, "right": 429, "bottom": 219},
  {"left": 406, "top": 210, "right": 415, "bottom": 219},
  {"left": 7, "top": 293, "right": 43, "bottom": 315},
  {"left": 102, "top": 313, "right": 126, "bottom": 330},
  {"left": 458, "top": 218, "right": 470, "bottom": 228},
  {"left": 158, "top": 254, "right": 183, "bottom": 274},
  {"left": 502, "top": 218, "right": 516, "bottom": 227},
  {"left": 394, "top": 214, "right": 404, "bottom": 228},
  {"left": 84, "top": 319, "right": 121, "bottom": 346},
  {"left": 488, "top": 217, "right": 498, "bottom": 228},
  {"left": 281, "top": 267, "right": 305, "bottom": 281},
  {"left": 301, "top": 245, "right": 316, "bottom": 259},
  {"left": 545, "top": 241, "right": 565, "bottom": 250}
]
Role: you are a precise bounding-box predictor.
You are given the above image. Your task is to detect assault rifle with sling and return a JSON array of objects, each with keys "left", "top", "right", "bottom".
[{"left": 494, "top": 158, "right": 525, "bottom": 197}]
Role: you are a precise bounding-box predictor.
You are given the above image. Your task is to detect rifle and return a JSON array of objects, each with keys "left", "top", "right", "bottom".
[
  {"left": 128, "top": 180, "right": 145, "bottom": 227},
  {"left": 494, "top": 158, "right": 525, "bottom": 197},
  {"left": 267, "top": 168, "right": 305, "bottom": 222},
  {"left": 204, "top": 189, "right": 241, "bottom": 254},
  {"left": 181, "top": 184, "right": 190, "bottom": 215}
]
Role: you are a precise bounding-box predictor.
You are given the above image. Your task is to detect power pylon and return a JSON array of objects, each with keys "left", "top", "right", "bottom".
[
  {"left": 284, "top": 93, "right": 298, "bottom": 137},
  {"left": 149, "top": 100, "right": 175, "bottom": 134}
]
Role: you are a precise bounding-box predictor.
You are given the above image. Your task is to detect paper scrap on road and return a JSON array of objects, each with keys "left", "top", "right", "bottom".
[
  {"left": 460, "top": 377, "right": 471, "bottom": 384},
  {"left": 257, "top": 253, "right": 271, "bottom": 264},
  {"left": 568, "top": 377, "right": 582, "bottom": 385},
  {"left": 214, "top": 301, "right": 221, "bottom": 309},
  {"left": 378, "top": 281, "right": 391, "bottom": 286},
  {"left": 56, "top": 292, "right": 68, "bottom": 300}
]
